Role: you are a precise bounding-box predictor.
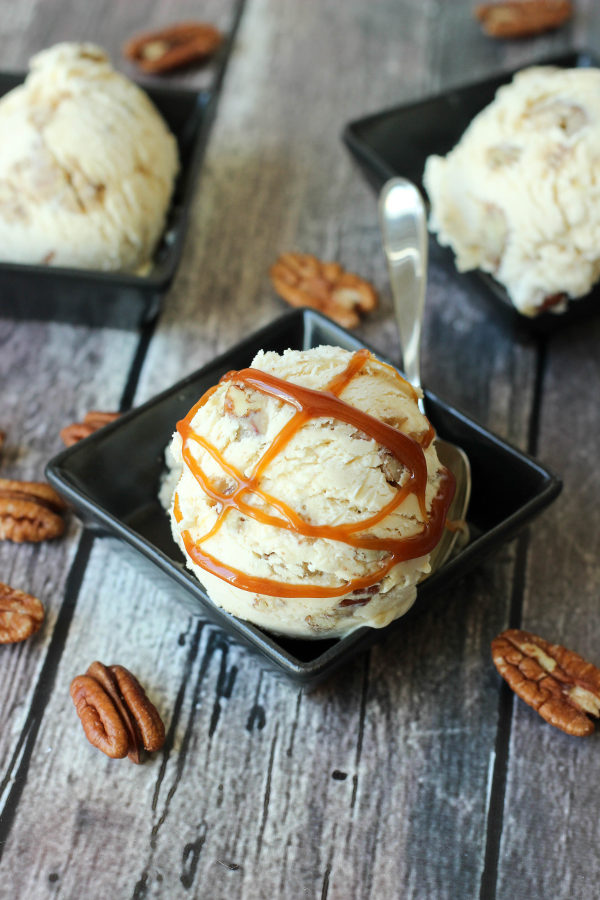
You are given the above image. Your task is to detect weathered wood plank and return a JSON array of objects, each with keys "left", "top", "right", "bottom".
[
  {"left": 0, "top": 545, "right": 512, "bottom": 899},
  {"left": 0, "top": 320, "right": 136, "bottom": 808},
  {"left": 495, "top": 315, "right": 600, "bottom": 900}
]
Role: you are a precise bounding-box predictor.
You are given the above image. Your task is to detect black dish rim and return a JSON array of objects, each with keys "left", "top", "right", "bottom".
[{"left": 46, "top": 309, "right": 562, "bottom": 685}]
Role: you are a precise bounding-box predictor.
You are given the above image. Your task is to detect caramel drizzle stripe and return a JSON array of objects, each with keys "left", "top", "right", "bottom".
[
  {"left": 178, "top": 349, "right": 423, "bottom": 541},
  {"left": 181, "top": 433, "right": 416, "bottom": 549},
  {"left": 174, "top": 351, "right": 455, "bottom": 598},
  {"left": 174, "top": 475, "right": 454, "bottom": 599}
]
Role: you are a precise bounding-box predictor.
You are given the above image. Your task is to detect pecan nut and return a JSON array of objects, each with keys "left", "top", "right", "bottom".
[
  {"left": 0, "top": 478, "right": 67, "bottom": 542},
  {"left": 474, "top": 0, "right": 573, "bottom": 38},
  {"left": 0, "top": 583, "right": 44, "bottom": 643},
  {"left": 269, "top": 252, "right": 377, "bottom": 328},
  {"left": 70, "top": 661, "right": 165, "bottom": 763},
  {"left": 123, "top": 21, "right": 222, "bottom": 74},
  {"left": 60, "top": 410, "right": 120, "bottom": 447},
  {"left": 539, "top": 292, "right": 568, "bottom": 313},
  {"left": 492, "top": 629, "right": 600, "bottom": 736}
]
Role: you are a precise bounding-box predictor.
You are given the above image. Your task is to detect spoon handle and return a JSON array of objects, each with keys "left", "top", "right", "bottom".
[{"left": 378, "top": 177, "right": 428, "bottom": 399}]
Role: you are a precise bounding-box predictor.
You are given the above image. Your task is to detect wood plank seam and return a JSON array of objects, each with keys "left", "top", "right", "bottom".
[{"left": 0, "top": 529, "right": 95, "bottom": 861}]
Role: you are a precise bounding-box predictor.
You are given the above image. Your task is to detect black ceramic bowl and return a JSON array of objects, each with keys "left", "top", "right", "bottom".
[
  {"left": 0, "top": 72, "right": 212, "bottom": 330},
  {"left": 343, "top": 50, "right": 600, "bottom": 333},
  {"left": 46, "top": 310, "right": 561, "bottom": 687}
]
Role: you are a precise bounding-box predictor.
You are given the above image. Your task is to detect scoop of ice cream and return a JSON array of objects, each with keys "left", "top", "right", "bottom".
[
  {"left": 163, "top": 345, "right": 455, "bottom": 639},
  {"left": 0, "top": 42, "right": 178, "bottom": 272},
  {"left": 423, "top": 66, "right": 600, "bottom": 316}
]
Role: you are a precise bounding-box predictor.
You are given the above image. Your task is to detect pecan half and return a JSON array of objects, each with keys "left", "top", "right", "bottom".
[
  {"left": 492, "top": 629, "right": 600, "bottom": 736},
  {"left": 0, "top": 583, "right": 44, "bottom": 643},
  {"left": 70, "top": 661, "right": 165, "bottom": 763},
  {"left": 269, "top": 252, "right": 377, "bottom": 328},
  {"left": 0, "top": 478, "right": 67, "bottom": 542},
  {"left": 123, "top": 21, "right": 222, "bottom": 74},
  {"left": 474, "top": 0, "right": 573, "bottom": 38},
  {"left": 539, "top": 292, "right": 568, "bottom": 313},
  {"left": 60, "top": 410, "right": 120, "bottom": 447}
]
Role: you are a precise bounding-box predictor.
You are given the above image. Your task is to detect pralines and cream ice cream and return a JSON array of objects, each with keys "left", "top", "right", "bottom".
[
  {"left": 162, "top": 346, "right": 455, "bottom": 639},
  {"left": 423, "top": 66, "right": 600, "bottom": 316},
  {"left": 0, "top": 42, "right": 178, "bottom": 273}
]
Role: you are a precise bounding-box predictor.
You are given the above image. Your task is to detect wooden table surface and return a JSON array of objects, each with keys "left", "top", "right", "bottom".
[{"left": 2, "top": 1, "right": 600, "bottom": 898}]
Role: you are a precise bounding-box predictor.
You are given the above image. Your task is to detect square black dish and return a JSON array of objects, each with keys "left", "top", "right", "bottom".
[
  {"left": 343, "top": 50, "right": 600, "bottom": 333},
  {"left": 0, "top": 72, "right": 212, "bottom": 330},
  {"left": 46, "top": 309, "right": 561, "bottom": 687}
]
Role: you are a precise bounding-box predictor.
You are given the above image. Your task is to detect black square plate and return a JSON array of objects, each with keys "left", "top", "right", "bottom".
[
  {"left": 343, "top": 50, "right": 600, "bottom": 332},
  {"left": 46, "top": 310, "right": 561, "bottom": 687},
  {"left": 0, "top": 72, "right": 212, "bottom": 330}
]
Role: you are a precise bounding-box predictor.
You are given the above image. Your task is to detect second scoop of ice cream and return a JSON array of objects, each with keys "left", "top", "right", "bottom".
[
  {"left": 0, "top": 42, "right": 179, "bottom": 273},
  {"left": 164, "top": 345, "right": 455, "bottom": 639},
  {"left": 423, "top": 65, "right": 600, "bottom": 316}
]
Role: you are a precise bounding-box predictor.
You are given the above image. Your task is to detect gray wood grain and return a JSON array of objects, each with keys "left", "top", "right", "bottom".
[
  {"left": 496, "top": 316, "right": 600, "bottom": 900},
  {"left": 0, "top": 320, "right": 136, "bottom": 813},
  {"left": 1, "top": 1, "right": 599, "bottom": 898}
]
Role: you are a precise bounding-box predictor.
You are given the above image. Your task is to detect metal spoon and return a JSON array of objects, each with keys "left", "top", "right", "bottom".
[{"left": 378, "top": 176, "right": 471, "bottom": 571}]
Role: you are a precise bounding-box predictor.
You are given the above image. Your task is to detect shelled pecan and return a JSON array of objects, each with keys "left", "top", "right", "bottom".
[
  {"left": 474, "top": 0, "right": 572, "bottom": 38},
  {"left": 123, "top": 21, "right": 222, "bottom": 74},
  {"left": 70, "top": 661, "right": 165, "bottom": 763},
  {"left": 60, "top": 410, "right": 120, "bottom": 447},
  {"left": 0, "top": 583, "right": 44, "bottom": 643},
  {"left": 492, "top": 629, "right": 600, "bottom": 736},
  {"left": 0, "top": 478, "right": 67, "bottom": 542},
  {"left": 269, "top": 252, "right": 377, "bottom": 328}
]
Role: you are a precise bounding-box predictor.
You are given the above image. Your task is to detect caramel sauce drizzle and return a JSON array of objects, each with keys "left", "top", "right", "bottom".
[{"left": 174, "top": 350, "right": 455, "bottom": 599}]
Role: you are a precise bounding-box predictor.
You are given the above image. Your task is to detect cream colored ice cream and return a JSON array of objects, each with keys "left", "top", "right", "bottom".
[
  {"left": 423, "top": 66, "right": 600, "bottom": 316},
  {"left": 0, "top": 42, "right": 178, "bottom": 273},
  {"left": 163, "top": 346, "right": 455, "bottom": 639}
]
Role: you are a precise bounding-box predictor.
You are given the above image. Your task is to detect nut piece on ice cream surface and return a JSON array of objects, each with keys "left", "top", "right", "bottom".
[
  {"left": 162, "top": 346, "right": 455, "bottom": 639},
  {"left": 423, "top": 65, "right": 600, "bottom": 316},
  {"left": 0, "top": 42, "right": 179, "bottom": 273}
]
